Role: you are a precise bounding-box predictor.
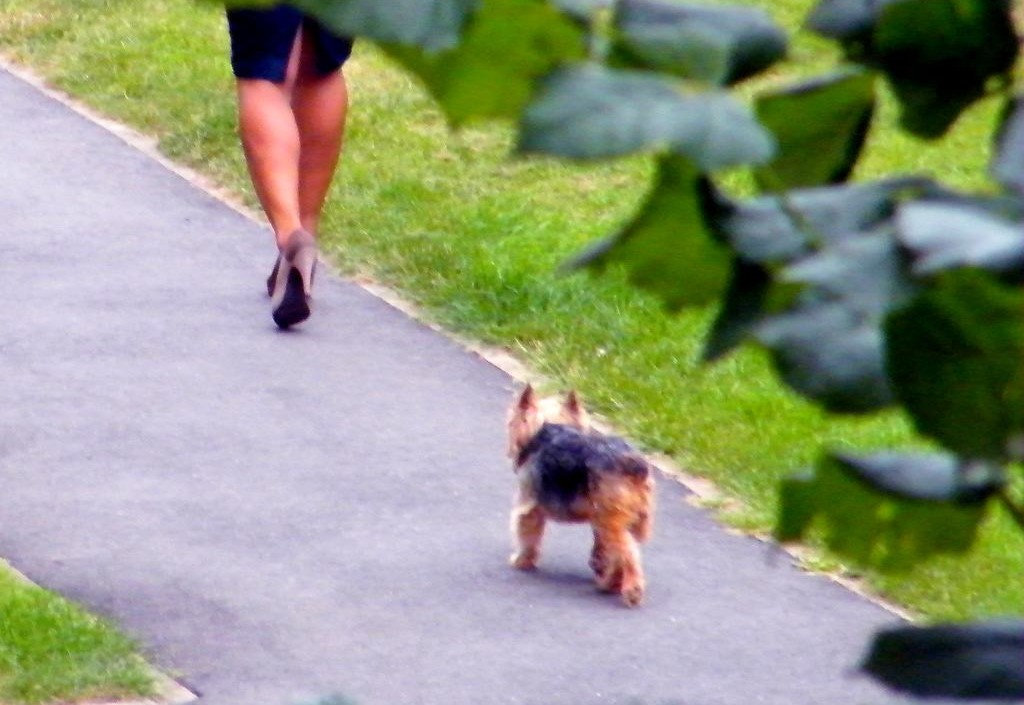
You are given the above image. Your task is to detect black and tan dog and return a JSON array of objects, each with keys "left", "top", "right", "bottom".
[{"left": 506, "top": 386, "right": 655, "bottom": 606}]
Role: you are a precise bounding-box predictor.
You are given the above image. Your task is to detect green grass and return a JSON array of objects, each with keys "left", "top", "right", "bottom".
[
  {"left": 0, "top": 567, "right": 153, "bottom": 704},
  {"left": 0, "top": 0, "right": 1020, "bottom": 636}
]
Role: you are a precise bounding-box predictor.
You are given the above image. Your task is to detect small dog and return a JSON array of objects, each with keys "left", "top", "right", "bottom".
[{"left": 506, "top": 385, "right": 655, "bottom": 606}]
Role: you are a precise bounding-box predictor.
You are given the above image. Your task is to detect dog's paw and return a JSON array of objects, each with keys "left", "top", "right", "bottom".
[
  {"left": 510, "top": 551, "right": 538, "bottom": 571},
  {"left": 620, "top": 584, "right": 645, "bottom": 607},
  {"left": 596, "top": 567, "right": 622, "bottom": 593}
]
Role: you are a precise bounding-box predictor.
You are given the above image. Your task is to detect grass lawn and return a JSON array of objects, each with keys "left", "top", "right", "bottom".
[
  {"left": 0, "top": 0, "right": 1019, "bottom": 673},
  {"left": 0, "top": 566, "right": 153, "bottom": 704}
]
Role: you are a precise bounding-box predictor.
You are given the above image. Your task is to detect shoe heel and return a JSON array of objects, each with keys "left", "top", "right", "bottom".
[
  {"left": 270, "top": 253, "right": 292, "bottom": 307},
  {"left": 267, "top": 255, "right": 282, "bottom": 297},
  {"left": 291, "top": 244, "right": 317, "bottom": 297},
  {"left": 270, "top": 229, "right": 317, "bottom": 329}
]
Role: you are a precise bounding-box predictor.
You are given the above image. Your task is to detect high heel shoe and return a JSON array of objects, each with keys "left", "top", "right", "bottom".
[
  {"left": 267, "top": 255, "right": 281, "bottom": 297},
  {"left": 267, "top": 252, "right": 317, "bottom": 297},
  {"left": 270, "top": 229, "right": 318, "bottom": 329}
]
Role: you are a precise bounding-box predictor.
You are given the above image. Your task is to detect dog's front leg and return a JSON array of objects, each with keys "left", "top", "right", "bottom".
[{"left": 510, "top": 492, "right": 546, "bottom": 570}]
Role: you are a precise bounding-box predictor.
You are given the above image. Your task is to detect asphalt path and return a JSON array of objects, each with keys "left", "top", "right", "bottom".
[{"left": 0, "top": 66, "right": 905, "bottom": 705}]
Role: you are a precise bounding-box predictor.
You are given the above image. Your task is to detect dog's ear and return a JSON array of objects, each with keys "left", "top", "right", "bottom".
[
  {"left": 516, "top": 384, "right": 536, "bottom": 412},
  {"left": 565, "top": 390, "right": 582, "bottom": 414},
  {"left": 508, "top": 384, "right": 538, "bottom": 460},
  {"left": 564, "top": 390, "right": 589, "bottom": 429}
]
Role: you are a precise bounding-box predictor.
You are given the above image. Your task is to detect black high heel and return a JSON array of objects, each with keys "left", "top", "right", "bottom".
[
  {"left": 270, "top": 229, "right": 317, "bottom": 329},
  {"left": 267, "top": 255, "right": 281, "bottom": 297}
]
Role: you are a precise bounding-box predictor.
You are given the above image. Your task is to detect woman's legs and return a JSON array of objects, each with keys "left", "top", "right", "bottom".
[
  {"left": 293, "top": 33, "right": 349, "bottom": 237},
  {"left": 236, "top": 26, "right": 349, "bottom": 249},
  {"left": 237, "top": 77, "right": 304, "bottom": 246}
]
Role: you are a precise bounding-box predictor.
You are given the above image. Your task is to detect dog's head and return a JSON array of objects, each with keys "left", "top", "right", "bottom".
[{"left": 506, "top": 385, "right": 591, "bottom": 460}]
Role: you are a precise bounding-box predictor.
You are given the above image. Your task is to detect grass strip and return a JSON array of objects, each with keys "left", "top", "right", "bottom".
[
  {"left": 0, "top": 0, "right": 1020, "bottom": 633},
  {"left": 0, "top": 566, "right": 153, "bottom": 704}
]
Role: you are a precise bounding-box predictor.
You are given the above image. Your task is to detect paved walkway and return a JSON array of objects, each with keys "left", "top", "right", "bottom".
[{"left": 0, "top": 67, "right": 903, "bottom": 705}]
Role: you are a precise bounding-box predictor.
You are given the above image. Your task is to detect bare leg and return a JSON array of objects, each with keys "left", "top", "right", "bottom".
[
  {"left": 236, "top": 30, "right": 303, "bottom": 248},
  {"left": 236, "top": 26, "right": 349, "bottom": 247},
  {"left": 292, "top": 34, "right": 349, "bottom": 236}
]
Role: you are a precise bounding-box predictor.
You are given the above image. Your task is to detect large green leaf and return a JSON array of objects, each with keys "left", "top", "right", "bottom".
[
  {"left": 805, "top": 0, "right": 895, "bottom": 44},
  {"left": 708, "top": 180, "right": 933, "bottom": 385},
  {"left": 754, "top": 69, "right": 875, "bottom": 191},
  {"left": 713, "top": 177, "right": 931, "bottom": 264},
  {"left": 777, "top": 453, "right": 990, "bottom": 572},
  {"left": 383, "top": 0, "right": 586, "bottom": 125},
  {"left": 863, "top": 621, "right": 1024, "bottom": 699},
  {"left": 612, "top": 0, "right": 787, "bottom": 85},
  {"left": 755, "top": 229, "right": 920, "bottom": 412},
  {"left": 757, "top": 302, "right": 893, "bottom": 413},
  {"left": 782, "top": 232, "right": 917, "bottom": 317},
  {"left": 896, "top": 201, "right": 1024, "bottom": 279},
  {"left": 702, "top": 258, "right": 772, "bottom": 361},
  {"left": 886, "top": 270, "right": 1024, "bottom": 460},
  {"left": 872, "top": 0, "right": 1019, "bottom": 139},
  {"left": 567, "top": 155, "right": 730, "bottom": 310},
  {"left": 992, "top": 96, "right": 1024, "bottom": 194},
  {"left": 518, "top": 63, "right": 774, "bottom": 168},
  {"left": 551, "top": 0, "right": 610, "bottom": 20},
  {"left": 809, "top": 0, "right": 1019, "bottom": 137},
  {"left": 831, "top": 452, "right": 1005, "bottom": 503},
  {"left": 292, "top": 0, "right": 477, "bottom": 50}
]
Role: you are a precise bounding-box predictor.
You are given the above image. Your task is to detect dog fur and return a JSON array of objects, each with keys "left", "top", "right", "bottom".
[{"left": 506, "top": 385, "right": 655, "bottom": 606}]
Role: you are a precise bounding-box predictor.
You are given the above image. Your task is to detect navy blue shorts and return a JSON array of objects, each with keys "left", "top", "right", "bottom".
[{"left": 226, "top": 5, "right": 354, "bottom": 82}]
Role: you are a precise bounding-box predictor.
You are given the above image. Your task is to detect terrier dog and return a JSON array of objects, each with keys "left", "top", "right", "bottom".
[{"left": 506, "top": 385, "right": 655, "bottom": 606}]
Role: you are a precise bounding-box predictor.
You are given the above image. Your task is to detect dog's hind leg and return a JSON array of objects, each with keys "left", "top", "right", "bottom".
[
  {"left": 629, "top": 477, "right": 656, "bottom": 543},
  {"left": 510, "top": 499, "right": 546, "bottom": 570},
  {"left": 594, "top": 515, "right": 645, "bottom": 606},
  {"left": 617, "top": 534, "right": 645, "bottom": 607},
  {"left": 589, "top": 528, "right": 607, "bottom": 579},
  {"left": 630, "top": 505, "right": 653, "bottom": 543}
]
